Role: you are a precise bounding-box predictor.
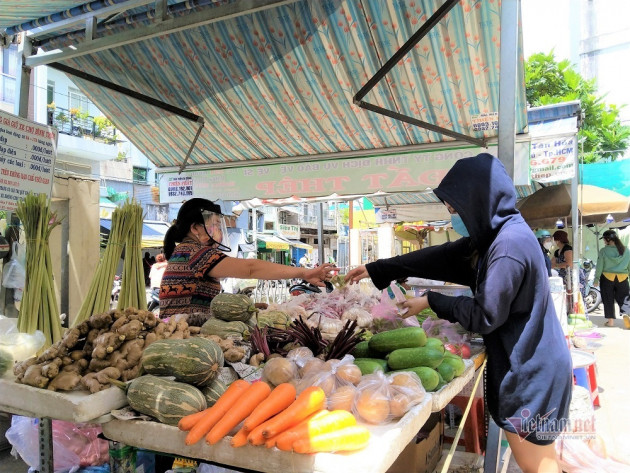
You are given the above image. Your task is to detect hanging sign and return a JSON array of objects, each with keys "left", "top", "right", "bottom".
[
  {"left": 159, "top": 142, "right": 531, "bottom": 202},
  {"left": 0, "top": 110, "right": 57, "bottom": 212},
  {"left": 530, "top": 135, "right": 577, "bottom": 183}
]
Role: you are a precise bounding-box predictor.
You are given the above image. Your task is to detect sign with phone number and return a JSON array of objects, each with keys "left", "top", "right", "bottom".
[{"left": 530, "top": 135, "right": 576, "bottom": 183}]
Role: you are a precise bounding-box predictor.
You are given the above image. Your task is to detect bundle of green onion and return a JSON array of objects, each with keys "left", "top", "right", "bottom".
[
  {"left": 73, "top": 202, "right": 133, "bottom": 326},
  {"left": 15, "top": 193, "right": 62, "bottom": 348},
  {"left": 117, "top": 200, "right": 145, "bottom": 310}
]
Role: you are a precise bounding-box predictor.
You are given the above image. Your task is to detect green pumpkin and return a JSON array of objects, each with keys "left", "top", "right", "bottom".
[
  {"left": 141, "top": 337, "right": 223, "bottom": 386},
  {"left": 126, "top": 375, "right": 207, "bottom": 425},
  {"left": 201, "top": 378, "right": 229, "bottom": 407},
  {"left": 211, "top": 293, "right": 258, "bottom": 322}
]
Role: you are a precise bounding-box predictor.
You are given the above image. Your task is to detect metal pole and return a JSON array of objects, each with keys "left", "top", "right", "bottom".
[
  {"left": 497, "top": 0, "right": 520, "bottom": 178},
  {"left": 317, "top": 203, "right": 324, "bottom": 266},
  {"left": 571, "top": 145, "right": 580, "bottom": 312}
]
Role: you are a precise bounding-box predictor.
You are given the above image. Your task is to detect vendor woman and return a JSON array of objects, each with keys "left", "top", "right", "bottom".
[{"left": 160, "top": 198, "right": 334, "bottom": 324}]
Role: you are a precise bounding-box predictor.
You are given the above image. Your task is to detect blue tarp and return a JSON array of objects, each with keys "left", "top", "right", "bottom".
[{"left": 581, "top": 160, "right": 630, "bottom": 197}]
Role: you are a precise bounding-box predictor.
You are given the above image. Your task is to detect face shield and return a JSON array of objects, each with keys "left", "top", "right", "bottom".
[{"left": 201, "top": 210, "right": 231, "bottom": 252}]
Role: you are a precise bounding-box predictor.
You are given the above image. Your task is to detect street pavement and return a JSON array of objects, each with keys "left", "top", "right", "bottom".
[{"left": 1, "top": 307, "right": 628, "bottom": 472}]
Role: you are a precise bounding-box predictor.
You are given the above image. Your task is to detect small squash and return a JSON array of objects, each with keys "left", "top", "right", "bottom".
[
  {"left": 210, "top": 293, "right": 258, "bottom": 322},
  {"left": 126, "top": 375, "right": 207, "bottom": 425},
  {"left": 141, "top": 337, "right": 223, "bottom": 386}
]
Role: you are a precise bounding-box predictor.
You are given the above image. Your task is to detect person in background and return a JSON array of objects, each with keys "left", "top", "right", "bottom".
[
  {"left": 535, "top": 229, "right": 553, "bottom": 276},
  {"left": 593, "top": 229, "right": 630, "bottom": 327},
  {"left": 345, "top": 154, "right": 571, "bottom": 473},
  {"left": 149, "top": 254, "right": 168, "bottom": 290},
  {"left": 142, "top": 251, "right": 152, "bottom": 287},
  {"left": 299, "top": 254, "right": 310, "bottom": 268},
  {"left": 160, "top": 199, "right": 335, "bottom": 325},
  {"left": 551, "top": 230, "right": 573, "bottom": 292}
]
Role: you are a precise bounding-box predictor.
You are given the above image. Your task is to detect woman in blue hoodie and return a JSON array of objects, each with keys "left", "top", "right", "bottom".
[
  {"left": 593, "top": 229, "right": 630, "bottom": 327},
  {"left": 345, "top": 154, "right": 571, "bottom": 473}
]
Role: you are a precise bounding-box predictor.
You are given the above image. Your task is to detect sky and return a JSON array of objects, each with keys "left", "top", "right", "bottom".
[{"left": 520, "top": 0, "right": 577, "bottom": 63}]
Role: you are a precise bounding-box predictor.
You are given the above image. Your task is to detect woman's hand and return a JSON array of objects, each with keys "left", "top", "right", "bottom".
[
  {"left": 344, "top": 265, "right": 369, "bottom": 284},
  {"left": 303, "top": 263, "right": 336, "bottom": 287},
  {"left": 399, "top": 295, "right": 430, "bottom": 317}
]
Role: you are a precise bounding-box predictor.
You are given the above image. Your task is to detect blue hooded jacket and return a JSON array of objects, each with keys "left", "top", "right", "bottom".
[{"left": 366, "top": 153, "right": 572, "bottom": 444}]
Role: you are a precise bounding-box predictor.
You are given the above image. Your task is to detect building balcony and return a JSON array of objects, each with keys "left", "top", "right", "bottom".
[{"left": 47, "top": 106, "right": 122, "bottom": 162}]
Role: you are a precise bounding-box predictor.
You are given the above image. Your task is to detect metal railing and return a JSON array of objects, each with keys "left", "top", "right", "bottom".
[{"left": 46, "top": 105, "right": 118, "bottom": 144}]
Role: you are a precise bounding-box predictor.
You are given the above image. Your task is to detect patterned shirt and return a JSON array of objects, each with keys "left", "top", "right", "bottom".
[{"left": 159, "top": 238, "right": 227, "bottom": 319}]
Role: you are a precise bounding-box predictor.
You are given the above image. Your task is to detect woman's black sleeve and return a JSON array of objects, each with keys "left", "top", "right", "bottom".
[{"left": 365, "top": 238, "right": 476, "bottom": 290}]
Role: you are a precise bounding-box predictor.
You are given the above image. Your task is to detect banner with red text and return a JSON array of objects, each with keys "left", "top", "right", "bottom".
[
  {"left": 159, "top": 142, "right": 530, "bottom": 203},
  {"left": 0, "top": 110, "right": 57, "bottom": 211}
]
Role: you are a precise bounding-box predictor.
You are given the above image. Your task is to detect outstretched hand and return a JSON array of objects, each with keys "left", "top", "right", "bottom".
[
  {"left": 344, "top": 265, "right": 369, "bottom": 284},
  {"left": 399, "top": 295, "right": 430, "bottom": 318},
  {"left": 303, "top": 263, "right": 337, "bottom": 287}
]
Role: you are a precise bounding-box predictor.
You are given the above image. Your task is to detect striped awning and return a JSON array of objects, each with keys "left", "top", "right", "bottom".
[
  {"left": 2, "top": 0, "right": 528, "bottom": 174},
  {"left": 257, "top": 234, "right": 290, "bottom": 251}
]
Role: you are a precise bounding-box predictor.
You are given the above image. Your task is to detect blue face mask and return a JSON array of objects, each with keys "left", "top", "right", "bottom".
[{"left": 451, "top": 214, "right": 469, "bottom": 237}]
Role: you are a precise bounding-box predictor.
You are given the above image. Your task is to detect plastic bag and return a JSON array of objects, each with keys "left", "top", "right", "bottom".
[
  {"left": 352, "top": 370, "right": 426, "bottom": 425},
  {"left": 2, "top": 242, "right": 26, "bottom": 291},
  {"left": 0, "top": 316, "right": 46, "bottom": 363},
  {"left": 296, "top": 354, "right": 361, "bottom": 399},
  {"left": 6, "top": 416, "right": 109, "bottom": 472}
]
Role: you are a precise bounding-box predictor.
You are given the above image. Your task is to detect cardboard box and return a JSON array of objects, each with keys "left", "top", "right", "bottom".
[{"left": 387, "top": 412, "right": 443, "bottom": 473}]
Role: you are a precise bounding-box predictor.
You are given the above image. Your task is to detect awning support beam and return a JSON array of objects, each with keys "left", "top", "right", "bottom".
[
  {"left": 352, "top": 0, "right": 485, "bottom": 148},
  {"left": 24, "top": 0, "right": 299, "bottom": 67},
  {"left": 48, "top": 62, "right": 203, "bottom": 124}
]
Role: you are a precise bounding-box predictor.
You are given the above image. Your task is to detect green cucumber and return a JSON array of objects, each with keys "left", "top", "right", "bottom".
[
  {"left": 436, "top": 361, "right": 455, "bottom": 382},
  {"left": 351, "top": 340, "right": 380, "bottom": 359},
  {"left": 368, "top": 327, "right": 427, "bottom": 353},
  {"left": 353, "top": 358, "right": 388, "bottom": 375},
  {"left": 424, "top": 337, "right": 445, "bottom": 353},
  {"left": 440, "top": 356, "right": 466, "bottom": 377},
  {"left": 393, "top": 367, "right": 440, "bottom": 392},
  {"left": 387, "top": 346, "right": 444, "bottom": 370}
]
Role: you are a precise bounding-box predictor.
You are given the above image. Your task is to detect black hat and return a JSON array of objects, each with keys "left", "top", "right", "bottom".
[{"left": 601, "top": 229, "right": 617, "bottom": 240}]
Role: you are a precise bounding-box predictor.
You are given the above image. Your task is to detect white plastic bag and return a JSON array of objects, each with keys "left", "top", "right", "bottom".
[
  {"left": 2, "top": 242, "right": 26, "bottom": 290},
  {"left": 0, "top": 316, "right": 46, "bottom": 363}
]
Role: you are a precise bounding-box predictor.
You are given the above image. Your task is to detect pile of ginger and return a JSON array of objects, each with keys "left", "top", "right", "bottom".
[{"left": 13, "top": 308, "right": 199, "bottom": 393}]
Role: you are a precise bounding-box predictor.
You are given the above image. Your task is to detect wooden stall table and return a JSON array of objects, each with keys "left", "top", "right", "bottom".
[{"left": 101, "top": 395, "right": 433, "bottom": 473}]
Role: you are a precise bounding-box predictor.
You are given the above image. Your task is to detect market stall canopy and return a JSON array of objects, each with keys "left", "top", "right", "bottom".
[
  {"left": 517, "top": 184, "right": 630, "bottom": 228},
  {"left": 100, "top": 218, "right": 170, "bottom": 249},
  {"left": 256, "top": 234, "right": 290, "bottom": 251},
  {"left": 2, "top": 0, "right": 528, "bottom": 186}
]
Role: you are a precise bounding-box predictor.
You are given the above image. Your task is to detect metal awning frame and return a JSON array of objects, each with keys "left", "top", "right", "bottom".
[{"left": 352, "top": 0, "right": 488, "bottom": 149}]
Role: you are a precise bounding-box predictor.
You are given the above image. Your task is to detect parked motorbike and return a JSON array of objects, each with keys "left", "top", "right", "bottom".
[
  {"left": 289, "top": 280, "right": 334, "bottom": 296},
  {"left": 582, "top": 259, "right": 602, "bottom": 313}
]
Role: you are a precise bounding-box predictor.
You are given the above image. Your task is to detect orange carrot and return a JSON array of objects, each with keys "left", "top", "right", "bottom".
[
  {"left": 230, "top": 426, "right": 249, "bottom": 448},
  {"left": 274, "top": 410, "right": 330, "bottom": 451},
  {"left": 185, "top": 379, "right": 250, "bottom": 445},
  {"left": 261, "top": 386, "right": 326, "bottom": 439},
  {"left": 178, "top": 409, "right": 208, "bottom": 431},
  {"left": 292, "top": 425, "right": 370, "bottom": 454},
  {"left": 206, "top": 381, "right": 272, "bottom": 445},
  {"left": 275, "top": 410, "right": 355, "bottom": 452},
  {"left": 265, "top": 435, "right": 280, "bottom": 449},
  {"left": 246, "top": 420, "right": 270, "bottom": 446},
  {"left": 243, "top": 382, "right": 296, "bottom": 432}
]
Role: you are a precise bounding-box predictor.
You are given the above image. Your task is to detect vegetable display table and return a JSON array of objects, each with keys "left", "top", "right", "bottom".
[
  {"left": 0, "top": 375, "right": 127, "bottom": 423},
  {"left": 101, "top": 395, "right": 433, "bottom": 473}
]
